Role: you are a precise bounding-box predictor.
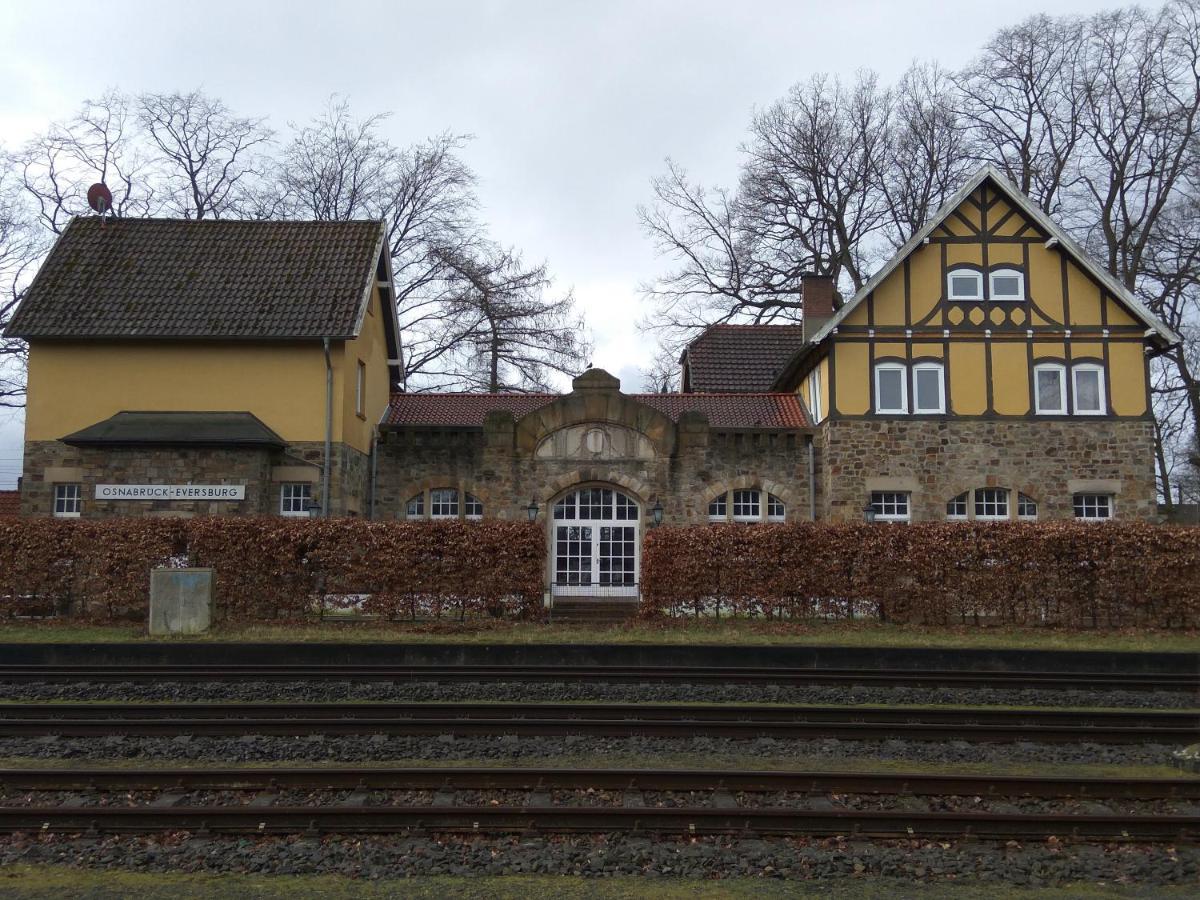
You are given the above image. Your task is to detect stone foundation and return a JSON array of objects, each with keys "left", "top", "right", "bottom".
[{"left": 817, "top": 418, "right": 1159, "bottom": 521}]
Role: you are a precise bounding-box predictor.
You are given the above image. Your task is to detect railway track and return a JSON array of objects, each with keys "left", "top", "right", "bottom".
[
  {"left": 2, "top": 766, "right": 1197, "bottom": 840},
  {"left": 1, "top": 702, "right": 1195, "bottom": 742},
  {"left": 1, "top": 664, "right": 1195, "bottom": 692}
]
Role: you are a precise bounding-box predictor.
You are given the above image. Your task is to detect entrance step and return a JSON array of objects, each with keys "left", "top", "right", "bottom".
[{"left": 550, "top": 597, "right": 641, "bottom": 624}]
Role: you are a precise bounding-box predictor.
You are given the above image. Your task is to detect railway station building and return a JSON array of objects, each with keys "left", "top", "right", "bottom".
[{"left": 3, "top": 165, "right": 1178, "bottom": 598}]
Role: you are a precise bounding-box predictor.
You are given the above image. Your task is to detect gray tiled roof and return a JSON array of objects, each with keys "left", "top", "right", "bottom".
[
  {"left": 4, "top": 217, "right": 385, "bottom": 340},
  {"left": 61, "top": 411, "right": 287, "bottom": 447},
  {"left": 681, "top": 325, "right": 807, "bottom": 392}
]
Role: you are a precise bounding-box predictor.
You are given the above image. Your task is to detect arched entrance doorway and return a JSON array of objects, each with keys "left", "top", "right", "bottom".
[{"left": 551, "top": 487, "right": 639, "bottom": 597}]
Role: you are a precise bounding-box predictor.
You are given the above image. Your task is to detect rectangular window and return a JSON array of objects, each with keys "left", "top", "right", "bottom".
[
  {"left": 948, "top": 271, "right": 983, "bottom": 300},
  {"left": 53, "top": 484, "right": 82, "bottom": 518},
  {"left": 974, "top": 488, "right": 1009, "bottom": 520},
  {"left": 1073, "top": 493, "right": 1113, "bottom": 520},
  {"left": 989, "top": 269, "right": 1025, "bottom": 301},
  {"left": 1072, "top": 364, "right": 1105, "bottom": 415},
  {"left": 946, "top": 493, "right": 968, "bottom": 520},
  {"left": 874, "top": 364, "right": 907, "bottom": 414},
  {"left": 913, "top": 363, "right": 945, "bottom": 414},
  {"left": 280, "top": 482, "right": 312, "bottom": 517},
  {"left": 355, "top": 360, "right": 366, "bottom": 417},
  {"left": 1017, "top": 493, "right": 1038, "bottom": 520},
  {"left": 430, "top": 488, "right": 459, "bottom": 519},
  {"left": 707, "top": 493, "right": 727, "bottom": 521},
  {"left": 767, "top": 494, "right": 785, "bottom": 521},
  {"left": 871, "top": 491, "right": 910, "bottom": 523},
  {"left": 732, "top": 489, "right": 761, "bottom": 521},
  {"left": 1034, "top": 364, "right": 1067, "bottom": 414}
]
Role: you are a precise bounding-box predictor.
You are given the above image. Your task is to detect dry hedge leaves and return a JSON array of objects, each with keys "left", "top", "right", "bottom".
[
  {"left": 641, "top": 522, "right": 1200, "bottom": 628},
  {"left": 0, "top": 518, "right": 544, "bottom": 623}
]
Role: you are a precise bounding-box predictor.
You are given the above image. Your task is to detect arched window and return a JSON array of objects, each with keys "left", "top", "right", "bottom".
[
  {"left": 405, "top": 494, "right": 424, "bottom": 517},
  {"left": 989, "top": 268, "right": 1025, "bottom": 301},
  {"left": 707, "top": 489, "right": 785, "bottom": 522},
  {"left": 945, "top": 488, "right": 1035, "bottom": 522},
  {"left": 1017, "top": 493, "right": 1038, "bottom": 520},
  {"left": 946, "top": 492, "right": 968, "bottom": 520}
]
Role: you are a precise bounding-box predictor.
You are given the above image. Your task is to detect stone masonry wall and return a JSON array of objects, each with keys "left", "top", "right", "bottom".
[
  {"left": 21, "top": 440, "right": 369, "bottom": 518},
  {"left": 818, "top": 418, "right": 1159, "bottom": 521},
  {"left": 374, "top": 420, "right": 814, "bottom": 527}
]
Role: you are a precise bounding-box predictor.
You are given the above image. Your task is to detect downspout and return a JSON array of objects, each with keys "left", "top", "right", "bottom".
[
  {"left": 806, "top": 434, "right": 816, "bottom": 522},
  {"left": 322, "top": 338, "right": 333, "bottom": 518},
  {"left": 368, "top": 435, "right": 378, "bottom": 520}
]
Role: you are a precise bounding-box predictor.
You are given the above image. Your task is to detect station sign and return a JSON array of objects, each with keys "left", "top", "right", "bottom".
[{"left": 94, "top": 484, "right": 246, "bottom": 501}]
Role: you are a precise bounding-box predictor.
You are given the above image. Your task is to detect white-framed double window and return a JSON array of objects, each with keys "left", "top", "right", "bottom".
[
  {"left": 1034, "top": 362, "right": 1106, "bottom": 415},
  {"left": 280, "top": 482, "right": 312, "bottom": 517},
  {"left": 946, "top": 492, "right": 968, "bottom": 520},
  {"left": 945, "top": 488, "right": 1037, "bottom": 522},
  {"left": 708, "top": 489, "right": 785, "bottom": 523},
  {"left": 870, "top": 491, "right": 910, "bottom": 523},
  {"left": 947, "top": 269, "right": 983, "bottom": 301},
  {"left": 1073, "top": 493, "right": 1114, "bottom": 520},
  {"left": 1017, "top": 493, "right": 1038, "bottom": 520},
  {"left": 53, "top": 484, "right": 82, "bottom": 518},
  {"left": 874, "top": 363, "right": 908, "bottom": 414},
  {"left": 875, "top": 362, "right": 944, "bottom": 415},
  {"left": 1034, "top": 363, "right": 1068, "bottom": 414},
  {"left": 1072, "top": 364, "right": 1106, "bottom": 415},
  {"left": 989, "top": 268, "right": 1025, "bottom": 301}
]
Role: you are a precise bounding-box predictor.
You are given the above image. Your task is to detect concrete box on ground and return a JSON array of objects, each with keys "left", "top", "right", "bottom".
[{"left": 149, "top": 568, "right": 214, "bottom": 635}]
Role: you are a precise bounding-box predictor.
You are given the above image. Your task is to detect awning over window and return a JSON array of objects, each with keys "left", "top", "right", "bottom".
[{"left": 60, "top": 412, "right": 287, "bottom": 448}]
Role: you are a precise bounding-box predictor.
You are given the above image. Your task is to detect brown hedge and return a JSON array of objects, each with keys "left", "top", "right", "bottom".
[
  {"left": 640, "top": 522, "right": 1200, "bottom": 628},
  {"left": 0, "top": 518, "right": 544, "bottom": 624}
]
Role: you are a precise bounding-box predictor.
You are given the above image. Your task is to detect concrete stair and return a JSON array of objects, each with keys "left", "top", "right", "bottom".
[{"left": 549, "top": 597, "right": 641, "bottom": 624}]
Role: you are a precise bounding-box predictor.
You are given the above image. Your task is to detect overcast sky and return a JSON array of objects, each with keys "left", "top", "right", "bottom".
[{"left": 0, "top": 0, "right": 1128, "bottom": 488}]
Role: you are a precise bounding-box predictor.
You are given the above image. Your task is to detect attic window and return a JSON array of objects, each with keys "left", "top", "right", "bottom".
[
  {"left": 947, "top": 270, "right": 983, "bottom": 301},
  {"left": 990, "top": 269, "right": 1025, "bottom": 301}
]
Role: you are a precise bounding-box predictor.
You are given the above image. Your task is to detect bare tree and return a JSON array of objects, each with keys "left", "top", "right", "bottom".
[
  {"left": 954, "top": 14, "right": 1088, "bottom": 214},
  {"left": 432, "top": 243, "right": 591, "bottom": 393},
  {"left": 137, "top": 90, "right": 273, "bottom": 219},
  {"left": 0, "top": 167, "right": 39, "bottom": 407}
]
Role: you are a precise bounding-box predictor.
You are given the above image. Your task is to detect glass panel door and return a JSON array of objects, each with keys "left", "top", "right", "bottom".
[
  {"left": 551, "top": 488, "right": 639, "bottom": 597},
  {"left": 555, "top": 525, "right": 592, "bottom": 588}
]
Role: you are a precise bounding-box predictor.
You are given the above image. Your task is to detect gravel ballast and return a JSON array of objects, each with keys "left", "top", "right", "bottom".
[
  {"left": 1, "top": 679, "right": 1194, "bottom": 710},
  {"left": 0, "top": 734, "right": 1179, "bottom": 766},
  {"left": 1, "top": 833, "right": 1196, "bottom": 885}
]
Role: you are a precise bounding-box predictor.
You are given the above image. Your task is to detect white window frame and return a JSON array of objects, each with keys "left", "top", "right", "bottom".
[
  {"left": 1073, "top": 493, "right": 1114, "bottom": 521},
  {"left": 1017, "top": 493, "right": 1038, "bottom": 521},
  {"left": 912, "top": 362, "right": 946, "bottom": 414},
  {"left": 946, "top": 492, "right": 968, "bottom": 521},
  {"left": 405, "top": 493, "right": 425, "bottom": 519},
  {"left": 429, "top": 488, "right": 459, "bottom": 519},
  {"left": 973, "top": 487, "right": 1010, "bottom": 521},
  {"left": 871, "top": 491, "right": 911, "bottom": 523},
  {"left": 808, "top": 368, "right": 823, "bottom": 422},
  {"left": 464, "top": 492, "right": 483, "bottom": 520},
  {"left": 1071, "top": 364, "right": 1106, "bottom": 416},
  {"left": 947, "top": 270, "right": 983, "bottom": 301},
  {"left": 53, "top": 483, "right": 82, "bottom": 518},
  {"left": 355, "top": 360, "right": 366, "bottom": 417},
  {"left": 280, "top": 482, "right": 312, "bottom": 517},
  {"left": 707, "top": 492, "right": 727, "bottom": 522},
  {"left": 731, "top": 489, "right": 761, "bottom": 522},
  {"left": 874, "top": 363, "right": 908, "bottom": 414},
  {"left": 989, "top": 268, "right": 1025, "bottom": 301},
  {"left": 767, "top": 493, "right": 786, "bottom": 522},
  {"left": 1033, "top": 363, "right": 1067, "bottom": 415}
]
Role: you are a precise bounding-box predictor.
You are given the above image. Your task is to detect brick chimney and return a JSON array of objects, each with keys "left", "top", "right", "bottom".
[{"left": 801, "top": 273, "right": 836, "bottom": 343}]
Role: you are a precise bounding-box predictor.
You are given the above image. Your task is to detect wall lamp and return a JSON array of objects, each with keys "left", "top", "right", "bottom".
[
  {"left": 652, "top": 500, "right": 664, "bottom": 527},
  {"left": 526, "top": 498, "right": 539, "bottom": 522}
]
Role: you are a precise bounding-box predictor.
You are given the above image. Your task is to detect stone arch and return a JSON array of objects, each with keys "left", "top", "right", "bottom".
[
  {"left": 514, "top": 368, "right": 677, "bottom": 459},
  {"left": 703, "top": 475, "right": 798, "bottom": 510},
  {"left": 540, "top": 467, "right": 652, "bottom": 506}
]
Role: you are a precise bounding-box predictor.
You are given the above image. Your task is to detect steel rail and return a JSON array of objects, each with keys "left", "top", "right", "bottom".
[
  {"left": 4, "top": 766, "right": 1199, "bottom": 799},
  {"left": 0, "top": 664, "right": 1194, "bottom": 691},
  {"left": 0, "top": 804, "right": 1195, "bottom": 840},
  {"left": 2, "top": 702, "right": 1193, "bottom": 728}
]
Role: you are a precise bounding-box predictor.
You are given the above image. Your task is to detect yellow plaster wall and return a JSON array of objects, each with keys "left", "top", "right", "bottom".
[
  {"left": 25, "top": 341, "right": 339, "bottom": 443},
  {"left": 833, "top": 343, "right": 869, "bottom": 415},
  {"left": 948, "top": 343, "right": 986, "bottom": 414},
  {"left": 339, "top": 285, "right": 392, "bottom": 453},
  {"left": 1108, "top": 342, "right": 1148, "bottom": 415},
  {"left": 909, "top": 246, "right": 940, "bottom": 321},
  {"left": 991, "top": 342, "right": 1029, "bottom": 415}
]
